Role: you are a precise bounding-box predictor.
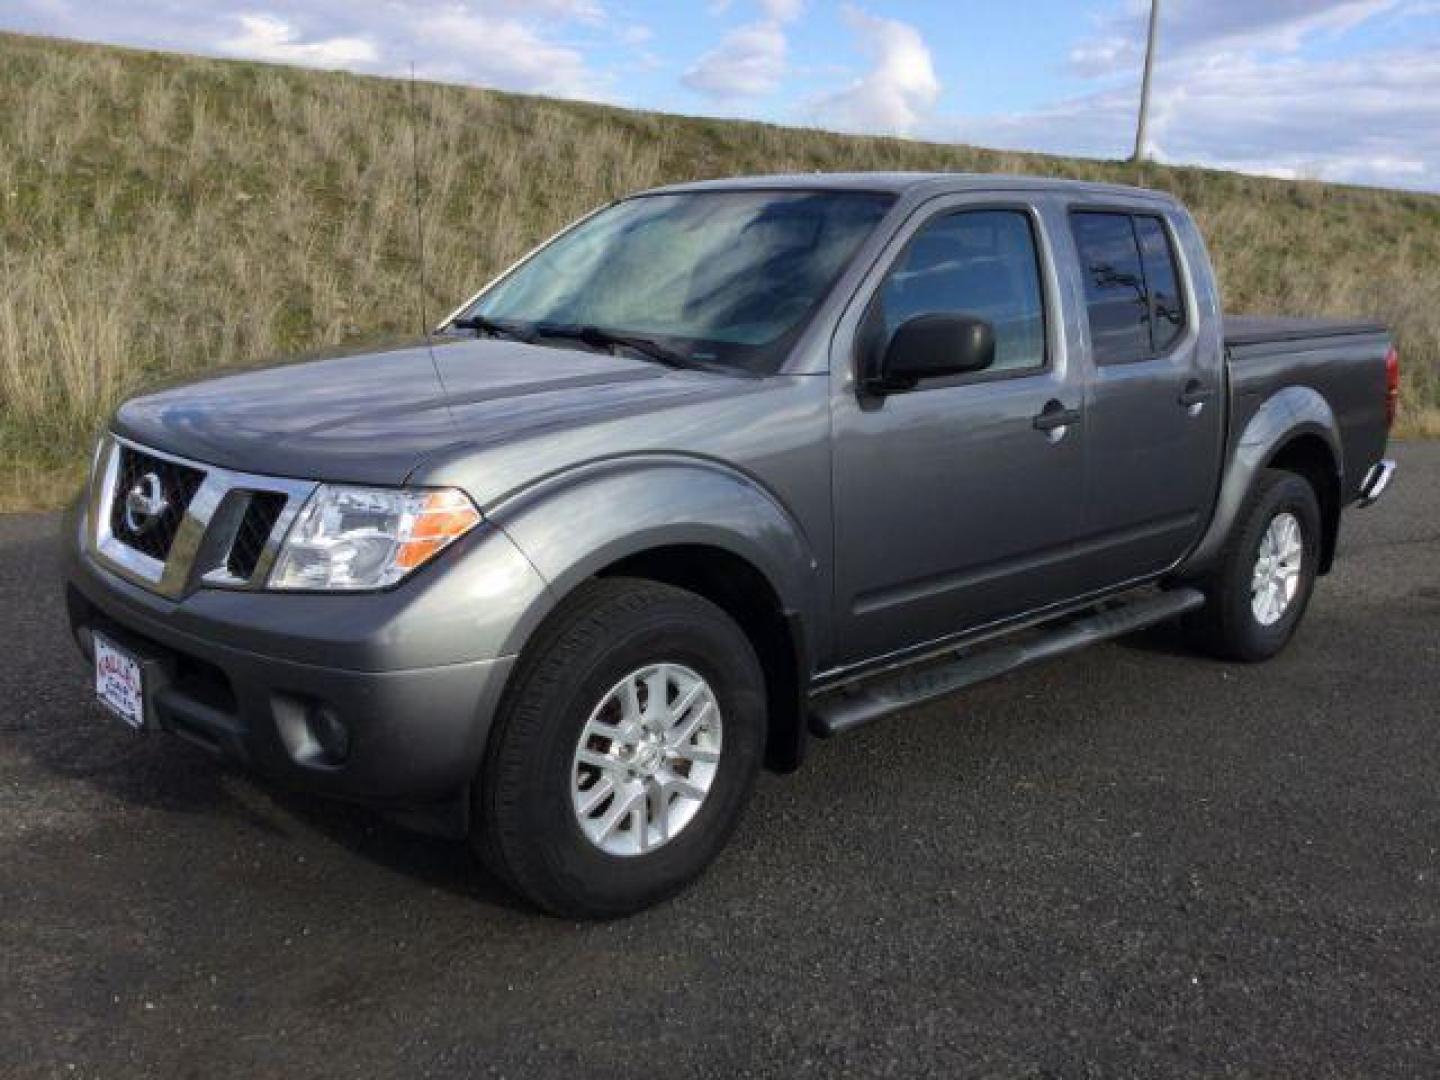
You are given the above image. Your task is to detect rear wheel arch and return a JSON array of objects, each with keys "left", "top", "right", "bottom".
[
  {"left": 1178, "top": 386, "right": 1343, "bottom": 579},
  {"left": 1264, "top": 433, "right": 1341, "bottom": 573},
  {"left": 1183, "top": 467, "right": 1323, "bottom": 661}
]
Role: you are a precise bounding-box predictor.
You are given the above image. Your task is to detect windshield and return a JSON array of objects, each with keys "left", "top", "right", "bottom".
[{"left": 458, "top": 190, "right": 895, "bottom": 373}]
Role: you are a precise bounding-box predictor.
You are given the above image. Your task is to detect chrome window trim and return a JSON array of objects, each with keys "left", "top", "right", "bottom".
[{"left": 86, "top": 434, "right": 317, "bottom": 600}]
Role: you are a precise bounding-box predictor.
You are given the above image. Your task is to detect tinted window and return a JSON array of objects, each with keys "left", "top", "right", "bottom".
[
  {"left": 468, "top": 190, "right": 894, "bottom": 374},
  {"left": 1070, "top": 211, "right": 1150, "bottom": 364},
  {"left": 1134, "top": 215, "right": 1187, "bottom": 354},
  {"left": 877, "top": 210, "right": 1046, "bottom": 375}
]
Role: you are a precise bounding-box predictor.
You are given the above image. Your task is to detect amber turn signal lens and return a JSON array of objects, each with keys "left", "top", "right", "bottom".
[{"left": 394, "top": 490, "right": 482, "bottom": 571}]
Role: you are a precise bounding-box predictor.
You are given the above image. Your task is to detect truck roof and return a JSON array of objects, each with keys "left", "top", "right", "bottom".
[{"left": 644, "top": 171, "right": 1178, "bottom": 204}]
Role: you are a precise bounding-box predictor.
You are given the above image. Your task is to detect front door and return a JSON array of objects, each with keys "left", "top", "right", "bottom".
[{"left": 830, "top": 200, "right": 1087, "bottom": 667}]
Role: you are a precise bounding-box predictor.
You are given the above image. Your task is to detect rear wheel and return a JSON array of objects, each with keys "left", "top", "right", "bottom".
[
  {"left": 1184, "top": 468, "right": 1322, "bottom": 661},
  {"left": 472, "top": 578, "right": 765, "bottom": 918}
]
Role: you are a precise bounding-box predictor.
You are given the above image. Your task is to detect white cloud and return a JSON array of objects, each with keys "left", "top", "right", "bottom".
[
  {"left": 1067, "top": 34, "right": 1140, "bottom": 79},
  {"left": 473, "top": 0, "right": 604, "bottom": 21},
  {"left": 811, "top": 6, "right": 939, "bottom": 135},
  {"left": 703, "top": 0, "right": 801, "bottom": 18},
  {"left": 618, "top": 24, "right": 654, "bottom": 45},
  {"left": 683, "top": 0, "right": 807, "bottom": 102},
  {"left": 941, "top": 0, "right": 1440, "bottom": 190},
  {"left": 412, "top": 9, "right": 607, "bottom": 99},
  {"left": 1069, "top": 0, "right": 1403, "bottom": 76},
  {"left": 4, "top": 0, "right": 615, "bottom": 101},
  {"left": 759, "top": 0, "right": 805, "bottom": 22},
  {"left": 683, "top": 20, "right": 788, "bottom": 99},
  {"left": 967, "top": 0, "right": 1440, "bottom": 189},
  {"left": 954, "top": 43, "right": 1440, "bottom": 191},
  {"left": 221, "top": 13, "right": 376, "bottom": 68}
]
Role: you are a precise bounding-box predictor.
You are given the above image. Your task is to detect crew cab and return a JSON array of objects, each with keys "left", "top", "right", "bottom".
[{"left": 63, "top": 173, "right": 1399, "bottom": 917}]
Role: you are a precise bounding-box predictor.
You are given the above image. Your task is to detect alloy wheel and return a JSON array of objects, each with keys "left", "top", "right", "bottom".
[
  {"left": 570, "top": 663, "right": 723, "bottom": 857},
  {"left": 1251, "top": 511, "right": 1304, "bottom": 627}
]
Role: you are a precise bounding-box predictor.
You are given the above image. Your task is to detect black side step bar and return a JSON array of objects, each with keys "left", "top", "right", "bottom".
[{"left": 809, "top": 587, "right": 1206, "bottom": 738}]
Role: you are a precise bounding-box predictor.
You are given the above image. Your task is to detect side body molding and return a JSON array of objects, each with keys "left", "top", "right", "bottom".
[
  {"left": 1178, "top": 384, "right": 1343, "bottom": 578},
  {"left": 482, "top": 454, "right": 824, "bottom": 668}
]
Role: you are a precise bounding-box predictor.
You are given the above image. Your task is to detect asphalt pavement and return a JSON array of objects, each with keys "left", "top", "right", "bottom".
[{"left": 3, "top": 443, "right": 1438, "bottom": 1078}]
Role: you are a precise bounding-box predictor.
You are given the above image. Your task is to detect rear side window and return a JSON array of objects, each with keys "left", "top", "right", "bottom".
[
  {"left": 1070, "top": 210, "right": 1189, "bottom": 364},
  {"left": 1133, "top": 216, "right": 1187, "bottom": 354},
  {"left": 1070, "top": 211, "right": 1150, "bottom": 364},
  {"left": 876, "top": 209, "right": 1047, "bottom": 375}
]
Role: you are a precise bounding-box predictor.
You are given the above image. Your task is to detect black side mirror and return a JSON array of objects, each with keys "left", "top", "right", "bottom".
[{"left": 871, "top": 314, "right": 996, "bottom": 392}]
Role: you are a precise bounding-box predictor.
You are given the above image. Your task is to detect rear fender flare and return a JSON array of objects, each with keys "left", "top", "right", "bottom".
[{"left": 1178, "top": 385, "right": 1342, "bottom": 577}]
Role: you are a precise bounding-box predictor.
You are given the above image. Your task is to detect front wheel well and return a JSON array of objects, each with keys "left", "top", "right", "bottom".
[
  {"left": 1266, "top": 434, "right": 1341, "bottom": 573},
  {"left": 597, "top": 545, "right": 807, "bottom": 773}
]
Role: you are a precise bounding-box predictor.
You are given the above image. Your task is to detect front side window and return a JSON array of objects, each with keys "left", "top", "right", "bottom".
[
  {"left": 874, "top": 209, "right": 1047, "bottom": 376},
  {"left": 463, "top": 190, "right": 894, "bottom": 374}
]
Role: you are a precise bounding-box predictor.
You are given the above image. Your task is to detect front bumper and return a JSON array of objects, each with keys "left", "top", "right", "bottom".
[{"left": 64, "top": 521, "right": 521, "bottom": 812}]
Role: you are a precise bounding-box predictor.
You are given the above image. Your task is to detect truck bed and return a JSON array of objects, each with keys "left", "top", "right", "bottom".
[
  {"left": 1222, "top": 315, "right": 1391, "bottom": 507},
  {"left": 1224, "top": 315, "right": 1386, "bottom": 347}
]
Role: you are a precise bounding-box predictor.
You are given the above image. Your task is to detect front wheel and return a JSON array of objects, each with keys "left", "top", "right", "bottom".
[
  {"left": 472, "top": 578, "right": 766, "bottom": 918},
  {"left": 1184, "top": 468, "right": 1322, "bottom": 662}
]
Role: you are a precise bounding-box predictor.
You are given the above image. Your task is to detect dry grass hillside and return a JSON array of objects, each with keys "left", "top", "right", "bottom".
[{"left": 3, "top": 31, "right": 1438, "bottom": 509}]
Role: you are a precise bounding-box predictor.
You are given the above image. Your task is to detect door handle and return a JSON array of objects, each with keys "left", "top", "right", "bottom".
[
  {"left": 1032, "top": 400, "right": 1082, "bottom": 432},
  {"left": 1178, "top": 380, "right": 1214, "bottom": 411}
]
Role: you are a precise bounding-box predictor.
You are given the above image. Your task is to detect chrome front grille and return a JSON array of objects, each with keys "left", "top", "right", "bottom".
[
  {"left": 108, "top": 444, "right": 206, "bottom": 561},
  {"left": 226, "top": 491, "right": 289, "bottom": 580},
  {"left": 85, "top": 435, "right": 317, "bottom": 599}
]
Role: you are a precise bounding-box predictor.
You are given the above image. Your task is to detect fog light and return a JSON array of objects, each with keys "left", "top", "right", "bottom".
[
  {"left": 273, "top": 694, "right": 350, "bottom": 769},
  {"left": 309, "top": 705, "right": 350, "bottom": 764}
]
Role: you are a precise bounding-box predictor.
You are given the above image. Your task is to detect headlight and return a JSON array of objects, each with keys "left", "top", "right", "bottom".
[{"left": 268, "top": 485, "right": 481, "bottom": 591}]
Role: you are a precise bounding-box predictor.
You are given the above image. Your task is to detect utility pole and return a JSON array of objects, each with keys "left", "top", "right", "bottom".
[{"left": 1132, "top": 0, "right": 1161, "bottom": 163}]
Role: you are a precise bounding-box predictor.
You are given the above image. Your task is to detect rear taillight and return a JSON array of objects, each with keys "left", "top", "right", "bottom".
[{"left": 1384, "top": 345, "right": 1400, "bottom": 429}]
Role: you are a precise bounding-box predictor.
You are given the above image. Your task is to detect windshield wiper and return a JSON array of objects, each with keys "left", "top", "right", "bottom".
[
  {"left": 452, "top": 314, "right": 533, "bottom": 342},
  {"left": 532, "top": 324, "right": 695, "bottom": 370}
]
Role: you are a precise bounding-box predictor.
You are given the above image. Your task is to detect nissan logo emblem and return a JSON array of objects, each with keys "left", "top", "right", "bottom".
[{"left": 123, "top": 473, "right": 170, "bottom": 535}]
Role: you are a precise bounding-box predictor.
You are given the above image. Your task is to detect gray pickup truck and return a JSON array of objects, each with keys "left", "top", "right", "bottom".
[{"left": 64, "top": 173, "right": 1399, "bottom": 917}]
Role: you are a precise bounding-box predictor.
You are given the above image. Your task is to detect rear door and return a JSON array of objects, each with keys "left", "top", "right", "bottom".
[
  {"left": 1065, "top": 206, "right": 1224, "bottom": 588},
  {"left": 829, "top": 195, "right": 1087, "bottom": 665}
]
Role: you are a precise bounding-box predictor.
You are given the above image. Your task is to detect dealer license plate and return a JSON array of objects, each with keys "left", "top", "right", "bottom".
[{"left": 95, "top": 634, "right": 145, "bottom": 731}]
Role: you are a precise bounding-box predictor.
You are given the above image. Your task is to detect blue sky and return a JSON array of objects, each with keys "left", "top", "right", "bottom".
[{"left": 6, "top": 1, "right": 1440, "bottom": 191}]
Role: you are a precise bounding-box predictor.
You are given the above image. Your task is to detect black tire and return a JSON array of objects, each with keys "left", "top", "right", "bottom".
[
  {"left": 1184, "top": 468, "right": 1322, "bottom": 662},
  {"left": 472, "top": 577, "right": 766, "bottom": 918}
]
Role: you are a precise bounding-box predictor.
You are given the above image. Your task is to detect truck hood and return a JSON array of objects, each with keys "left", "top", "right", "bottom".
[{"left": 112, "top": 336, "right": 736, "bottom": 486}]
